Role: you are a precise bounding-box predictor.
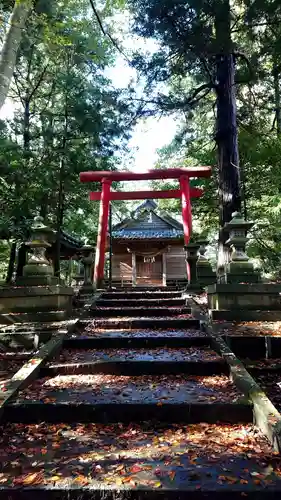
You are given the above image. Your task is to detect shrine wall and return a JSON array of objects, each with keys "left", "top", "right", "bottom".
[
  {"left": 112, "top": 253, "right": 132, "bottom": 283},
  {"left": 166, "top": 245, "right": 187, "bottom": 280}
]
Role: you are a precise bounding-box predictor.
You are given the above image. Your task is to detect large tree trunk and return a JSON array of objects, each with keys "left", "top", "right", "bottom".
[
  {"left": 214, "top": 0, "right": 241, "bottom": 276},
  {"left": 0, "top": 0, "right": 33, "bottom": 110}
]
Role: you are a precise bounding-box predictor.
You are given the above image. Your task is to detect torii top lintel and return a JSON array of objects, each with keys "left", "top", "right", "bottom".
[{"left": 80, "top": 166, "right": 211, "bottom": 183}]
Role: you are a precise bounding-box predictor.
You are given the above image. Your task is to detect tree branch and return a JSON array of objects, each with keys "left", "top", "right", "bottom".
[
  {"left": 200, "top": 56, "right": 215, "bottom": 84},
  {"left": 12, "top": 72, "right": 25, "bottom": 106},
  {"left": 234, "top": 51, "right": 253, "bottom": 84},
  {"left": 28, "top": 65, "right": 48, "bottom": 101},
  {"left": 88, "top": 0, "right": 130, "bottom": 63}
]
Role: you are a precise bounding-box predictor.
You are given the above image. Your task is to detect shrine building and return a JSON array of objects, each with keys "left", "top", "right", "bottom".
[{"left": 111, "top": 200, "right": 186, "bottom": 287}]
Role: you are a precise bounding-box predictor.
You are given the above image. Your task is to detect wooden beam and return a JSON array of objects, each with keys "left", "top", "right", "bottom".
[
  {"left": 81, "top": 167, "right": 211, "bottom": 183},
  {"left": 89, "top": 188, "right": 204, "bottom": 201},
  {"left": 162, "top": 252, "right": 167, "bottom": 287},
  {"left": 132, "top": 252, "right": 136, "bottom": 287}
]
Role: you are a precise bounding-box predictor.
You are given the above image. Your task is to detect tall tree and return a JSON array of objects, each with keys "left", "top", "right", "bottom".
[
  {"left": 214, "top": 0, "right": 241, "bottom": 273},
  {"left": 0, "top": 0, "right": 33, "bottom": 109},
  {"left": 0, "top": 0, "right": 135, "bottom": 277},
  {"left": 128, "top": 0, "right": 256, "bottom": 271}
]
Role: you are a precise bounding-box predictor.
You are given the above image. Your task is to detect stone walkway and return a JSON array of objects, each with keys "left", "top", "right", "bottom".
[{"left": 0, "top": 287, "right": 281, "bottom": 497}]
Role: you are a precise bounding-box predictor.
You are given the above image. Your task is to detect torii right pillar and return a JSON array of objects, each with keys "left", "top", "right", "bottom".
[
  {"left": 93, "top": 178, "right": 111, "bottom": 288},
  {"left": 180, "top": 175, "right": 192, "bottom": 283}
]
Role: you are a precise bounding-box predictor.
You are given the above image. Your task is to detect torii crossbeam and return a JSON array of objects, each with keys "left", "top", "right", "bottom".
[
  {"left": 80, "top": 167, "right": 211, "bottom": 287},
  {"left": 89, "top": 188, "right": 204, "bottom": 201}
]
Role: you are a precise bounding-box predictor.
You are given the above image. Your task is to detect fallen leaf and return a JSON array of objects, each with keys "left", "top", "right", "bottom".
[
  {"left": 22, "top": 473, "right": 43, "bottom": 485},
  {"left": 130, "top": 464, "right": 143, "bottom": 473},
  {"left": 73, "top": 475, "right": 89, "bottom": 485},
  {"left": 50, "top": 475, "right": 60, "bottom": 482},
  {"left": 253, "top": 479, "right": 261, "bottom": 485},
  {"left": 154, "top": 481, "right": 162, "bottom": 488},
  {"left": 169, "top": 470, "right": 176, "bottom": 481},
  {"left": 121, "top": 476, "right": 132, "bottom": 483}
]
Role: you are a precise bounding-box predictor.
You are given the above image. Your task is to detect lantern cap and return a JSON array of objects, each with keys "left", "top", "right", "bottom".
[{"left": 224, "top": 212, "right": 254, "bottom": 232}]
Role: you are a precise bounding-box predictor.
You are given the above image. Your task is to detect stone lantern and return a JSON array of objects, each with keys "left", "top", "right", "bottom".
[
  {"left": 80, "top": 244, "right": 95, "bottom": 293},
  {"left": 223, "top": 212, "right": 260, "bottom": 283},
  {"left": 19, "top": 216, "right": 57, "bottom": 285},
  {"left": 184, "top": 243, "right": 200, "bottom": 287},
  {"left": 196, "top": 239, "right": 216, "bottom": 285}
]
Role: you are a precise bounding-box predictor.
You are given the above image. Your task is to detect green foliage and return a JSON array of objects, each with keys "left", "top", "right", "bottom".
[{"left": 0, "top": 0, "right": 135, "bottom": 274}]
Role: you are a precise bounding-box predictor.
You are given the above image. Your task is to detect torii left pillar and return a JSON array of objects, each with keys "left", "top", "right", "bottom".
[{"left": 94, "top": 178, "right": 111, "bottom": 288}]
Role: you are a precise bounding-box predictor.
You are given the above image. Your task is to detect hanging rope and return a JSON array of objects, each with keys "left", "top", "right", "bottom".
[{"left": 126, "top": 247, "right": 169, "bottom": 258}]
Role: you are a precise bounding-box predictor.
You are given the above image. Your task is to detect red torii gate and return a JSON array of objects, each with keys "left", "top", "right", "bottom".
[{"left": 80, "top": 167, "right": 211, "bottom": 287}]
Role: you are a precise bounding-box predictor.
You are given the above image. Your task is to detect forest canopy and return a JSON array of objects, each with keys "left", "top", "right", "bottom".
[{"left": 0, "top": 0, "right": 281, "bottom": 278}]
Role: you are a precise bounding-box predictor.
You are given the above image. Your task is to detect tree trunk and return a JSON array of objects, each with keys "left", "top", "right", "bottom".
[
  {"left": 54, "top": 159, "right": 65, "bottom": 278},
  {"left": 16, "top": 243, "right": 27, "bottom": 278},
  {"left": 5, "top": 241, "right": 17, "bottom": 283},
  {"left": 0, "top": 0, "right": 33, "bottom": 110},
  {"left": 273, "top": 61, "right": 281, "bottom": 137},
  {"left": 40, "top": 193, "right": 48, "bottom": 219},
  {"left": 23, "top": 98, "right": 30, "bottom": 151},
  {"left": 214, "top": 0, "right": 241, "bottom": 276}
]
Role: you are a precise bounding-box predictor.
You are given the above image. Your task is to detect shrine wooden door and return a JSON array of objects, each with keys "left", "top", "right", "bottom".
[{"left": 136, "top": 255, "right": 162, "bottom": 286}]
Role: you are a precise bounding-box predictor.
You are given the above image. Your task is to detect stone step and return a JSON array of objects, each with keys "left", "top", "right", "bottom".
[
  {"left": 64, "top": 333, "right": 210, "bottom": 349},
  {"left": 248, "top": 370, "right": 281, "bottom": 415},
  {"left": 0, "top": 320, "right": 69, "bottom": 334},
  {"left": 105, "top": 286, "right": 181, "bottom": 292},
  {"left": 0, "top": 310, "right": 68, "bottom": 325},
  {"left": 7, "top": 373, "right": 251, "bottom": 423},
  {"left": 222, "top": 336, "right": 281, "bottom": 359},
  {"left": 210, "top": 309, "right": 281, "bottom": 321},
  {"left": 245, "top": 362, "right": 281, "bottom": 373},
  {"left": 96, "top": 298, "right": 186, "bottom": 307},
  {"left": 88, "top": 318, "right": 200, "bottom": 330},
  {"left": 43, "top": 347, "right": 227, "bottom": 376},
  {"left": 53, "top": 346, "right": 219, "bottom": 363},
  {"left": 0, "top": 355, "right": 30, "bottom": 384},
  {"left": 91, "top": 307, "right": 191, "bottom": 318},
  {"left": 2, "top": 421, "right": 280, "bottom": 499},
  {"left": 43, "top": 360, "right": 227, "bottom": 376},
  {"left": 6, "top": 400, "right": 251, "bottom": 424},
  {"left": 102, "top": 291, "right": 183, "bottom": 300}
]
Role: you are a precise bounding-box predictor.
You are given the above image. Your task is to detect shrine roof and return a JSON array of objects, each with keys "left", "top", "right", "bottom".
[
  {"left": 47, "top": 229, "right": 84, "bottom": 257},
  {"left": 59, "top": 229, "right": 84, "bottom": 250},
  {"left": 112, "top": 228, "right": 183, "bottom": 239},
  {"left": 112, "top": 199, "right": 183, "bottom": 240}
]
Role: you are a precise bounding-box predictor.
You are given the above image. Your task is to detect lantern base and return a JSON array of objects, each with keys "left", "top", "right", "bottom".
[
  {"left": 79, "top": 283, "right": 95, "bottom": 294},
  {"left": 207, "top": 283, "right": 281, "bottom": 321},
  {"left": 219, "top": 261, "right": 261, "bottom": 284},
  {"left": 0, "top": 285, "right": 74, "bottom": 324},
  {"left": 16, "top": 275, "right": 60, "bottom": 286},
  {"left": 197, "top": 264, "right": 216, "bottom": 286}
]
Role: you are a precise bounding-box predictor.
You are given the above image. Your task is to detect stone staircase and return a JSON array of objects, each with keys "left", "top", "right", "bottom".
[{"left": 1, "top": 287, "right": 281, "bottom": 496}]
